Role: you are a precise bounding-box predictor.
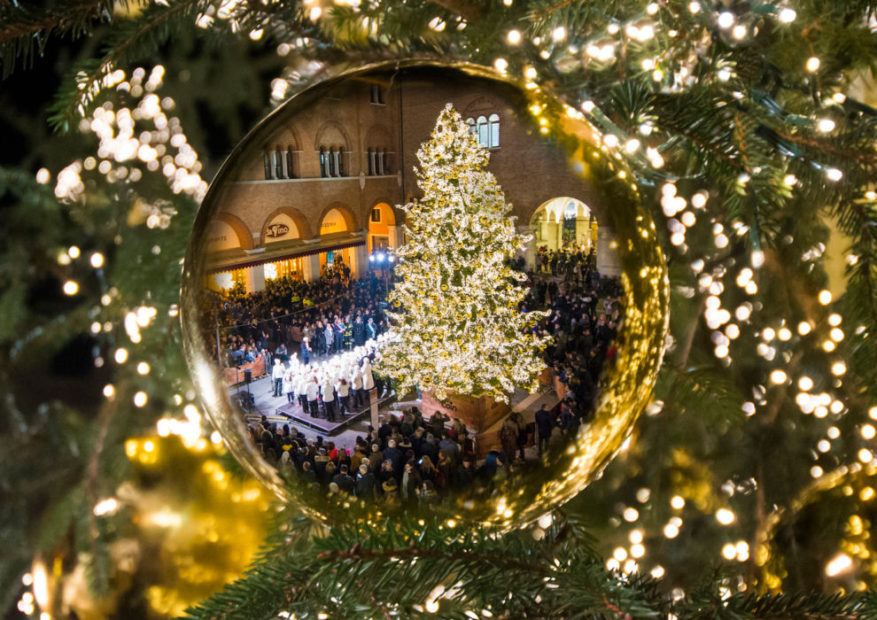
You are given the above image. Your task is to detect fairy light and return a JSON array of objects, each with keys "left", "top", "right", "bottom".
[
  {"left": 817, "top": 118, "right": 836, "bottom": 132},
  {"left": 663, "top": 523, "right": 680, "bottom": 538},
  {"left": 90, "top": 252, "right": 105, "bottom": 268},
  {"left": 831, "top": 362, "right": 847, "bottom": 376},
  {"left": 717, "top": 11, "right": 735, "bottom": 29},
  {"left": 507, "top": 30, "right": 521, "bottom": 45},
  {"left": 133, "top": 391, "right": 148, "bottom": 407},
  {"left": 858, "top": 449, "right": 873, "bottom": 463},
  {"left": 798, "top": 376, "right": 813, "bottom": 391},
  {"left": 722, "top": 543, "right": 737, "bottom": 560},
  {"left": 830, "top": 328, "right": 845, "bottom": 342},
  {"left": 818, "top": 290, "right": 833, "bottom": 305},
  {"left": 62, "top": 280, "right": 79, "bottom": 295},
  {"left": 715, "top": 508, "right": 736, "bottom": 525},
  {"left": 114, "top": 348, "right": 129, "bottom": 364},
  {"left": 798, "top": 321, "right": 812, "bottom": 335},
  {"left": 826, "top": 167, "right": 843, "bottom": 181},
  {"left": 93, "top": 497, "right": 119, "bottom": 516},
  {"left": 825, "top": 553, "right": 853, "bottom": 577},
  {"left": 778, "top": 7, "right": 797, "bottom": 23},
  {"left": 861, "top": 425, "right": 875, "bottom": 440},
  {"left": 137, "top": 361, "right": 151, "bottom": 375},
  {"left": 807, "top": 56, "right": 821, "bottom": 72}
]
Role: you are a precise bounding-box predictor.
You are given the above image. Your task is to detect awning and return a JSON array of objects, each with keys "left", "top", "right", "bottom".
[{"left": 207, "top": 238, "right": 366, "bottom": 274}]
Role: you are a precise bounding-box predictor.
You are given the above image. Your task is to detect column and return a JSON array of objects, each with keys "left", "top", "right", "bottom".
[
  {"left": 387, "top": 225, "right": 403, "bottom": 249},
  {"left": 302, "top": 254, "right": 320, "bottom": 282},
  {"left": 248, "top": 264, "right": 266, "bottom": 293},
  {"left": 349, "top": 243, "right": 369, "bottom": 278},
  {"left": 596, "top": 226, "right": 621, "bottom": 277},
  {"left": 518, "top": 225, "right": 536, "bottom": 270},
  {"left": 575, "top": 216, "right": 590, "bottom": 249}
]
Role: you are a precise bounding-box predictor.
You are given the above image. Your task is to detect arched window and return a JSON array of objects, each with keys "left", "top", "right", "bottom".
[
  {"left": 465, "top": 115, "right": 499, "bottom": 148},
  {"left": 264, "top": 145, "right": 295, "bottom": 179},
  {"left": 367, "top": 148, "right": 374, "bottom": 175},
  {"left": 476, "top": 116, "right": 489, "bottom": 148},
  {"left": 320, "top": 147, "right": 328, "bottom": 178},
  {"left": 488, "top": 114, "right": 500, "bottom": 147},
  {"left": 379, "top": 149, "right": 387, "bottom": 175}
]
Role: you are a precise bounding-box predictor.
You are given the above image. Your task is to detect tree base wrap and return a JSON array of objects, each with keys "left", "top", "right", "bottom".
[{"left": 421, "top": 390, "right": 511, "bottom": 435}]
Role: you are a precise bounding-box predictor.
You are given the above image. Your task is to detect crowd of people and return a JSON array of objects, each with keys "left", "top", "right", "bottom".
[
  {"left": 233, "top": 246, "right": 622, "bottom": 506},
  {"left": 248, "top": 406, "right": 520, "bottom": 507},
  {"left": 524, "top": 246, "right": 622, "bottom": 428},
  {"left": 206, "top": 266, "right": 391, "bottom": 370},
  {"left": 533, "top": 246, "right": 596, "bottom": 281}
]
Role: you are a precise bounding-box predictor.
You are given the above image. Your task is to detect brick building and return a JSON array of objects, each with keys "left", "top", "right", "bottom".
[{"left": 204, "top": 67, "right": 619, "bottom": 291}]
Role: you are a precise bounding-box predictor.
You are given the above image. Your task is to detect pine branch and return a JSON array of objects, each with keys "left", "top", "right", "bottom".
[
  {"left": 0, "top": 0, "right": 129, "bottom": 76},
  {"left": 47, "top": 0, "right": 205, "bottom": 132}
]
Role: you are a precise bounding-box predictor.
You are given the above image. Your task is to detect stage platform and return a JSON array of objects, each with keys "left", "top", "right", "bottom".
[{"left": 270, "top": 392, "right": 396, "bottom": 435}]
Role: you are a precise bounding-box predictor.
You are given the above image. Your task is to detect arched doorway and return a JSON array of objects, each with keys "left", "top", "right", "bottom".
[
  {"left": 260, "top": 208, "right": 307, "bottom": 281},
  {"left": 205, "top": 214, "right": 253, "bottom": 291},
  {"left": 530, "top": 197, "right": 597, "bottom": 253},
  {"left": 367, "top": 202, "right": 397, "bottom": 252},
  {"left": 319, "top": 206, "right": 355, "bottom": 277}
]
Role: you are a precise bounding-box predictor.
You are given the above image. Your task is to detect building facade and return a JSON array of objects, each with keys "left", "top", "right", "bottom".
[{"left": 205, "top": 67, "right": 619, "bottom": 292}]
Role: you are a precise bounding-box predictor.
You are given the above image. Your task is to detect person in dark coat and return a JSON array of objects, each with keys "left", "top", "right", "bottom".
[
  {"left": 353, "top": 315, "right": 366, "bottom": 346},
  {"left": 355, "top": 463, "right": 378, "bottom": 500},
  {"left": 535, "top": 405, "right": 553, "bottom": 457},
  {"left": 332, "top": 464, "right": 356, "bottom": 495}
]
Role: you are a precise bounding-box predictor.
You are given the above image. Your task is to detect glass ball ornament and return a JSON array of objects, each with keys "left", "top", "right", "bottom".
[
  {"left": 757, "top": 461, "right": 877, "bottom": 592},
  {"left": 180, "top": 60, "right": 669, "bottom": 529}
]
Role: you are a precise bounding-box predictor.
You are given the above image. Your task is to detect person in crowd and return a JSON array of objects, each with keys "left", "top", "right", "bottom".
[{"left": 272, "top": 359, "right": 284, "bottom": 397}]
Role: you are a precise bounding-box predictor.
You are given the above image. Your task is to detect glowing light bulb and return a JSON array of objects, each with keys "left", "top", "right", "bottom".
[{"left": 778, "top": 8, "right": 796, "bottom": 23}]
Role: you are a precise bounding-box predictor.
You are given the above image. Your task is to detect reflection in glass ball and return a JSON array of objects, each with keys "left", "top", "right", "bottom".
[{"left": 181, "top": 61, "right": 668, "bottom": 529}]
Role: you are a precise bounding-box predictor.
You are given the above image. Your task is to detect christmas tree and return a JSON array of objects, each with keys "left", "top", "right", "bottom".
[
  {"left": 380, "top": 103, "right": 547, "bottom": 402},
  {"left": 1, "top": 0, "right": 877, "bottom": 618}
]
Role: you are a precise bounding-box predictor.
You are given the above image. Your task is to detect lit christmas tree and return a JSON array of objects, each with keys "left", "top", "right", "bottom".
[{"left": 379, "top": 103, "right": 548, "bottom": 402}]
